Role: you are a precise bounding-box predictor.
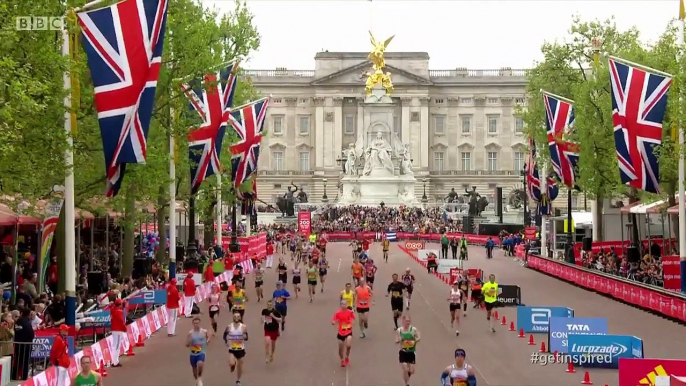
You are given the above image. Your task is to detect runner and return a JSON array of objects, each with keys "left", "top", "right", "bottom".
[
  {"left": 281, "top": 234, "right": 288, "bottom": 255},
  {"left": 317, "top": 232, "right": 327, "bottom": 257},
  {"left": 386, "top": 273, "right": 407, "bottom": 329},
  {"left": 226, "top": 282, "right": 235, "bottom": 311},
  {"left": 230, "top": 281, "right": 248, "bottom": 320},
  {"left": 362, "top": 238, "right": 371, "bottom": 253},
  {"left": 351, "top": 258, "right": 365, "bottom": 286},
  {"left": 254, "top": 262, "right": 265, "bottom": 302},
  {"left": 292, "top": 262, "right": 302, "bottom": 298},
  {"left": 382, "top": 237, "right": 390, "bottom": 262},
  {"left": 481, "top": 274, "right": 499, "bottom": 333},
  {"left": 401, "top": 268, "right": 415, "bottom": 310},
  {"left": 396, "top": 315, "right": 421, "bottom": 386},
  {"left": 448, "top": 281, "right": 464, "bottom": 336},
  {"left": 71, "top": 355, "right": 103, "bottom": 386},
  {"left": 440, "top": 349, "right": 477, "bottom": 386},
  {"left": 364, "top": 257, "right": 378, "bottom": 290},
  {"left": 186, "top": 317, "right": 211, "bottom": 386},
  {"left": 306, "top": 261, "right": 318, "bottom": 302},
  {"left": 303, "top": 242, "right": 313, "bottom": 262},
  {"left": 208, "top": 283, "right": 221, "bottom": 333},
  {"left": 295, "top": 237, "right": 303, "bottom": 263},
  {"left": 223, "top": 312, "right": 248, "bottom": 386},
  {"left": 332, "top": 300, "right": 355, "bottom": 367},
  {"left": 340, "top": 282, "right": 355, "bottom": 310},
  {"left": 272, "top": 281, "right": 291, "bottom": 331},
  {"left": 265, "top": 241, "right": 274, "bottom": 268},
  {"left": 458, "top": 272, "right": 470, "bottom": 317},
  {"left": 349, "top": 240, "right": 358, "bottom": 259},
  {"left": 311, "top": 243, "right": 321, "bottom": 265},
  {"left": 262, "top": 299, "right": 282, "bottom": 363},
  {"left": 289, "top": 237, "right": 297, "bottom": 260},
  {"left": 318, "top": 253, "right": 330, "bottom": 293},
  {"left": 355, "top": 278, "right": 372, "bottom": 338},
  {"left": 277, "top": 258, "right": 288, "bottom": 284}
]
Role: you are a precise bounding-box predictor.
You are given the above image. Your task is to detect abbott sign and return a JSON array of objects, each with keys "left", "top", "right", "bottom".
[
  {"left": 516, "top": 306, "right": 574, "bottom": 333},
  {"left": 404, "top": 241, "right": 425, "bottom": 251},
  {"left": 548, "top": 317, "right": 608, "bottom": 354}
]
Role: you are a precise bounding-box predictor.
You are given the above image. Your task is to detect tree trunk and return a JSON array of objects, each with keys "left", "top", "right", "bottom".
[
  {"left": 593, "top": 192, "right": 604, "bottom": 242},
  {"left": 202, "top": 202, "right": 216, "bottom": 250},
  {"left": 122, "top": 184, "right": 136, "bottom": 277},
  {"left": 56, "top": 206, "right": 66, "bottom": 294},
  {"left": 156, "top": 185, "right": 167, "bottom": 263}
]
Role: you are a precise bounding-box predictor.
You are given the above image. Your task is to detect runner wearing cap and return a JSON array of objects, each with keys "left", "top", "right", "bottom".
[
  {"left": 166, "top": 278, "right": 180, "bottom": 336},
  {"left": 72, "top": 356, "right": 103, "bottom": 386},
  {"left": 50, "top": 324, "right": 71, "bottom": 386},
  {"left": 395, "top": 315, "right": 420, "bottom": 386},
  {"left": 272, "top": 281, "right": 291, "bottom": 331},
  {"left": 448, "top": 281, "right": 464, "bottom": 336},
  {"left": 440, "top": 349, "right": 476, "bottom": 386},
  {"left": 109, "top": 298, "right": 127, "bottom": 367},
  {"left": 332, "top": 300, "right": 355, "bottom": 367},
  {"left": 186, "top": 317, "right": 211, "bottom": 386}
]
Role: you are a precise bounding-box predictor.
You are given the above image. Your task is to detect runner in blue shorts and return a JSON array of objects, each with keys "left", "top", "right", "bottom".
[{"left": 187, "top": 317, "right": 211, "bottom": 386}]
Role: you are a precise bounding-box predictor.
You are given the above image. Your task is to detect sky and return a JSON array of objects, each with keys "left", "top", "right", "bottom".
[{"left": 204, "top": 0, "right": 679, "bottom": 71}]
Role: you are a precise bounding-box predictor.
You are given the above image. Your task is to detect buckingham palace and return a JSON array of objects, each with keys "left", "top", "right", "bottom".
[{"left": 249, "top": 51, "right": 530, "bottom": 205}]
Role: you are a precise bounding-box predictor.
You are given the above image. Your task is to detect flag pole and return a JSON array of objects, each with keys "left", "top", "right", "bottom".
[
  {"left": 607, "top": 55, "right": 674, "bottom": 78},
  {"left": 540, "top": 163, "right": 548, "bottom": 258},
  {"left": 216, "top": 174, "right": 222, "bottom": 249},
  {"left": 62, "top": 15, "right": 77, "bottom": 327},
  {"left": 539, "top": 89, "right": 575, "bottom": 105},
  {"left": 169, "top": 125, "right": 177, "bottom": 279},
  {"left": 677, "top": 0, "right": 686, "bottom": 293}
]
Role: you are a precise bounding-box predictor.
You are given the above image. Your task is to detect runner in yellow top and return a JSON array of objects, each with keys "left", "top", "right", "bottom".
[
  {"left": 308, "top": 233, "right": 316, "bottom": 244},
  {"left": 481, "top": 274, "right": 499, "bottom": 333},
  {"left": 231, "top": 281, "right": 249, "bottom": 320},
  {"left": 382, "top": 238, "right": 391, "bottom": 262},
  {"left": 340, "top": 282, "right": 355, "bottom": 310}
]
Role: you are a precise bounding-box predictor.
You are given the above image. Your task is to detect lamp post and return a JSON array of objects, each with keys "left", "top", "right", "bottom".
[
  {"left": 322, "top": 178, "right": 328, "bottom": 202},
  {"left": 521, "top": 164, "right": 529, "bottom": 227},
  {"left": 421, "top": 177, "right": 428, "bottom": 202},
  {"left": 229, "top": 187, "right": 240, "bottom": 254},
  {"left": 187, "top": 195, "right": 197, "bottom": 257}
]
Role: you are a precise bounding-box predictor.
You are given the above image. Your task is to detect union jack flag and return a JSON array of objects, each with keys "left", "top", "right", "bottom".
[
  {"left": 526, "top": 137, "right": 542, "bottom": 203},
  {"left": 180, "top": 61, "right": 240, "bottom": 194},
  {"left": 539, "top": 176, "right": 559, "bottom": 216},
  {"left": 609, "top": 57, "right": 672, "bottom": 194},
  {"left": 544, "top": 93, "right": 579, "bottom": 188},
  {"left": 229, "top": 98, "right": 269, "bottom": 187},
  {"left": 77, "top": 0, "right": 168, "bottom": 197}
]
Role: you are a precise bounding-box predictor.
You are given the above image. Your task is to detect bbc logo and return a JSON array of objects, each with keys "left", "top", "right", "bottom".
[{"left": 16, "top": 16, "right": 65, "bottom": 31}]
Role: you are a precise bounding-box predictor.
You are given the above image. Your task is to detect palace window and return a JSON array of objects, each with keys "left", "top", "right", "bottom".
[
  {"left": 487, "top": 151, "right": 498, "bottom": 171},
  {"left": 434, "top": 115, "right": 446, "bottom": 135},
  {"left": 461, "top": 152, "right": 472, "bottom": 171},
  {"left": 299, "top": 151, "right": 310, "bottom": 171},
  {"left": 434, "top": 151, "right": 445, "bottom": 171},
  {"left": 272, "top": 151, "right": 284, "bottom": 171},
  {"left": 515, "top": 117, "right": 524, "bottom": 133},
  {"left": 344, "top": 115, "right": 355, "bottom": 134},
  {"left": 461, "top": 116, "right": 472, "bottom": 134},
  {"left": 487, "top": 115, "right": 498, "bottom": 134},
  {"left": 272, "top": 116, "right": 283, "bottom": 135},
  {"left": 514, "top": 151, "right": 525, "bottom": 171},
  {"left": 299, "top": 116, "right": 310, "bottom": 135}
]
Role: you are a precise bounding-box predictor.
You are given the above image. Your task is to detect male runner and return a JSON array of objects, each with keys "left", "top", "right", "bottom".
[
  {"left": 364, "top": 258, "right": 378, "bottom": 290},
  {"left": 440, "top": 349, "right": 477, "bottom": 386},
  {"left": 208, "top": 284, "right": 221, "bottom": 332},
  {"left": 351, "top": 258, "right": 365, "bottom": 286},
  {"left": 72, "top": 356, "right": 103, "bottom": 386},
  {"left": 311, "top": 244, "right": 321, "bottom": 265},
  {"left": 262, "top": 300, "right": 282, "bottom": 363},
  {"left": 254, "top": 262, "right": 265, "bottom": 302},
  {"left": 458, "top": 272, "right": 470, "bottom": 317},
  {"left": 481, "top": 274, "right": 499, "bottom": 332},
  {"left": 340, "top": 282, "right": 355, "bottom": 310},
  {"left": 223, "top": 312, "right": 248, "bottom": 386},
  {"left": 362, "top": 238, "right": 371, "bottom": 253},
  {"left": 332, "top": 300, "right": 355, "bottom": 367},
  {"left": 355, "top": 278, "right": 373, "bottom": 338},
  {"left": 230, "top": 281, "right": 248, "bottom": 319},
  {"left": 272, "top": 281, "right": 291, "bottom": 331},
  {"left": 295, "top": 237, "right": 303, "bottom": 262},
  {"left": 401, "top": 268, "right": 415, "bottom": 310},
  {"left": 186, "top": 317, "right": 211, "bottom": 386},
  {"left": 317, "top": 232, "right": 327, "bottom": 257},
  {"left": 382, "top": 237, "right": 391, "bottom": 262},
  {"left": 448, "top": 281, "right": 464, "bottom": 336},
  {"left": 306, "top": 261, "right": 318, "bottom": 302},
  {"left": 289, "top": 237, "right": 297, "bottom": 260},
  {"left": 318, "top": 253, "right": 330, "bottom": 293},
  {"left": 277, "top": 258, "right": 288, "bottom": 284},
  {"left": 386, "top": 274, "right": 407, "bottom": 329},
  {"left": 292, "top": 262, "right": 302, "bottom": 298},
  {"left": 396, "top": 315, "right": 421, "bottom": 386}
]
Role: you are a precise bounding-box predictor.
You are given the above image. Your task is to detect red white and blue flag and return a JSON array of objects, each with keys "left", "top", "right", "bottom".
[
  {"left": 543, "top": 92, "right": 579, "bottom": 188},
  {"left": 609, "top": 57, "right": 672, "bottom": 194},
  {"left": 180, "top": 61, "right": 240, "bottom": 194},
  {"left": 228, "top": 98, "right": 269, "bottom": 187},
  {"left": 526, "top": 137, "right": 542, "bottom": 203},
  {"left": 77, "top": 0, "right": 168, "bottom": 197}
]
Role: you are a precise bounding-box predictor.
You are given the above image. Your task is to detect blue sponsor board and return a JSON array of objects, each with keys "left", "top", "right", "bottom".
[
  {"left": 516, "top": 306, "right": 574, "bottom": 333},
  {"left": 31, "top": 336, "right": 75, "bottom": 359},
  {"left": 128, "top": 289, "right": 167, "bottom": 305},
  {"left": 548, "top": 317, "right": 608, "bottom": 354},
  {"left": 84, "top": 310, "right": 111, "bottom": 327},
  {"left": 568, "top": 334, "right": 644, "bottom": 369}
]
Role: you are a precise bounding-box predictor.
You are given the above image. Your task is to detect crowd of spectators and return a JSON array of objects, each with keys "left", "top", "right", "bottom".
[{"left": 581, "top": 242, "right": 665, "bottom": 287}]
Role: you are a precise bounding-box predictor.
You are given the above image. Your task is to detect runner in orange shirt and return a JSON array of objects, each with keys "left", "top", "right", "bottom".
[
  {"left": 351, "top": 258, "right": 365, "bottom": 287},
  {"left": 355, "top": 279, "right": 373, "bottom": 338},
  {"left": 332, "top": 300, "right": 356, "bottom": 367}
]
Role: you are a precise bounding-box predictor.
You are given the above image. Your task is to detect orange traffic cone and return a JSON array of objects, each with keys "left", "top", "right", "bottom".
[
  {"left": 501, "top": 316, "right": 507, "bottom": 326},
  {"left": 135, "top": 334, "right": 145, "bottom": 347},
  {"left": 510, "top": 322, "right": 515, "bottom": 331},
  {"left": 553, "top": 350, "right": 559, "bottom": 363},
  {"left": 99, "top": 360, "right": 108, "bottom": 377},
  {"left": 494, "top": 311, "right": 499, "bottom": 320},
  {"left": 566, "top": 362, "right": 576, "bottom": 373},
  {"left": 528, "top": 334, "right": 535, "bottom": 346},
  {"left": 518, "top": 328, "right": 525, "bottom": 337},
  {"left": 126, "top": 343, "right": 136, "bottom": 356},
  {"left": 581, "top": 371, "right": 592, "bottom": 385},
  {"left": 539, "top": 341, "right": 546, "bottom": 352}
]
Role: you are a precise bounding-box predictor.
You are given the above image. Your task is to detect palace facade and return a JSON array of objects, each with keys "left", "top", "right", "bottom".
[{"left": 250, "top": 51, "right": 530, "bottom": 206}]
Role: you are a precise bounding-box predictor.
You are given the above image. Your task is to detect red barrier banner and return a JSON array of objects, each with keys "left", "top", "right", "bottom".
[
  {"left": 573, "top": 238, "right": 677, "bottom": 259},
  {"left": 527, "top": 254, "right": 686, "bottom": 323},
  {"left": 318, "top": 231, "right": 492, "bottom": 245},
  {"left": 219, "top": 233, "right": 268, "bottom": 259},
  {"left": 662, "top": 255, "right": 681, "bottom": 292},
  {"left": 450, "top": 268, "right": 463, "bottom": 284},
  {"left": 619, "top": 358, "right": 686, "bottom": 386},
  {"left": 298, "top": 212, "right": 311, "bottom": 236}
]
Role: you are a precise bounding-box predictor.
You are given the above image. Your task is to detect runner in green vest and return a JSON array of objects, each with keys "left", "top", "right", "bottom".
[
  {"left": 395, "top": 315, "right": 421, "bottom": 386},
  {"left": 72, "top": 356, "right": 103, "bottom": 386}
]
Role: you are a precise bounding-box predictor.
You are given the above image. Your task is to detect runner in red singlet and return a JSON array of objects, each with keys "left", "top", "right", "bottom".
[{"left": 332, "top": 300, "right": 356, "bottom": 367}]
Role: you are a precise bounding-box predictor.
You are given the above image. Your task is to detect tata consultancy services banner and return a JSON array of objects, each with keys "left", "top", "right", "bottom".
[
  {"left": 298, "top": 211, "right": 311, "bottom": 236},
  {"left": 548, "top": 317, "right": 608, "bottom": 354},
  {"left": 619, "top": 358, "right": 686, "bottom": 386},
  {"left": 31, "top": 336, "right": 75, "bottom": 359},
  {"left": 568, "top": 334, "right": 643, "bottom": 368},
  {"left": 516, "top": 306, "right": 574, "bottom": 333}
]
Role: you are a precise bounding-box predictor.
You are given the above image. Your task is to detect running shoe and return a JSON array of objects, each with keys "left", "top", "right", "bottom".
[{"left": 345, "top": 358, "right": 350, "bottom": 366}]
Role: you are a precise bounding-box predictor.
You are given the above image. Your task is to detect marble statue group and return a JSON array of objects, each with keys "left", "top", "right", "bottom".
[{"left": 343, "top": 132, "right": 413, "bottom": 178}]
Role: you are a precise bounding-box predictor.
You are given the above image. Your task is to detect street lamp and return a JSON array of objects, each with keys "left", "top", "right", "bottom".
[
  {"left": 229, "top": 188, "right": 240, "bottom": 253},
  {"left": 322, "top": 178, "right": 328, "bottom": 202},
  {"left": 521, "top": 164, "right": 529, "bottom": 227},
  {"left": 421, "top": 177, "right": 428, "bottom": 202},
  {"left": 335, "top": 153, "right": 347, "bottom": 172}
]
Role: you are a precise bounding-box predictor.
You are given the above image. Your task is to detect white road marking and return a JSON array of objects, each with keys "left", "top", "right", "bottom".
[
  {"left": 337, "top": 257, "right": 342, "bottom": 273},
  {"left": 345, "top": 365, "right": 349, "bottom": 386}
]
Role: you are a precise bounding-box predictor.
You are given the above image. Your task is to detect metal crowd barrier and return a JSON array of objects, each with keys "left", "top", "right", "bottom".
[{"left": 1, "top": 341, "right": 51, "bottom": 382}]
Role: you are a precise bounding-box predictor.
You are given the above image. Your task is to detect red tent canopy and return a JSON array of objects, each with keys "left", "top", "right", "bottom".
[{"left": 0, "top": 204, "right": 41, "bottom": 226}]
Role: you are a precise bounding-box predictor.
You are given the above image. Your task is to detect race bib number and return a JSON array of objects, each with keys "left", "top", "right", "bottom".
[
  {"left": 401, "top": 340, "right": 414, "bottom": 349},
  {"left": 210, "top": 305, "right": 219, "bottom": 311},
  {"left": 231, "top": 341, "right": 242, "bottom": 349},
  {"left": 392, "top": 291, "right": 402, "bottom": 298},
  {"left": 460, "top": 285, "right": 467, "bottom": 291},
  {"left": 404, "top": 279, "right": 411, "bottom": 285},
  {"left": 308, "top": 273, "right": 316, "bottom": 279},
  {"left": 275, "top": 297, "right": 283, "bottom": 303},
  {"left": 359, "top": 299, "right": 368, "bottom": 305},
  {"left": 190, "top": 345, "right": 202, "bottom": 354},
  {"left": 453, "top": 380, "right": 467, "bottom": 386},
  {"left": 341, "top": 324, "right": 351, "bottom": 330},
  {"left": 264, "top": 316, "right": 272, "bottom": 324}
]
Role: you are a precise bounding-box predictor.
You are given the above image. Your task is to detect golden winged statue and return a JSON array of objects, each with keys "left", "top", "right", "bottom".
[{"left": 366, "top": 31, "right": 395, "bottom": 95}]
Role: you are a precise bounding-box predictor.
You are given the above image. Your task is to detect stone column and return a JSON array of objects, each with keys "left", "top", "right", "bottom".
[
  {"left": 419, "top": 96, "right": 430, "bottom": 168},
  {"left": 401, "top": 97, "right": 411, "bottom": 144},
  {"left": 356, "top": 97, "right": 365, "bottom": 149},
  {"left": 323, "top": 97, "right": 334, "bottom": 167},
  {"left": 332, "top": 97, "right": 343, "bottom": 169},
  {"left": 314, "top": 97, "right": 325, "bottom": 169}
]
